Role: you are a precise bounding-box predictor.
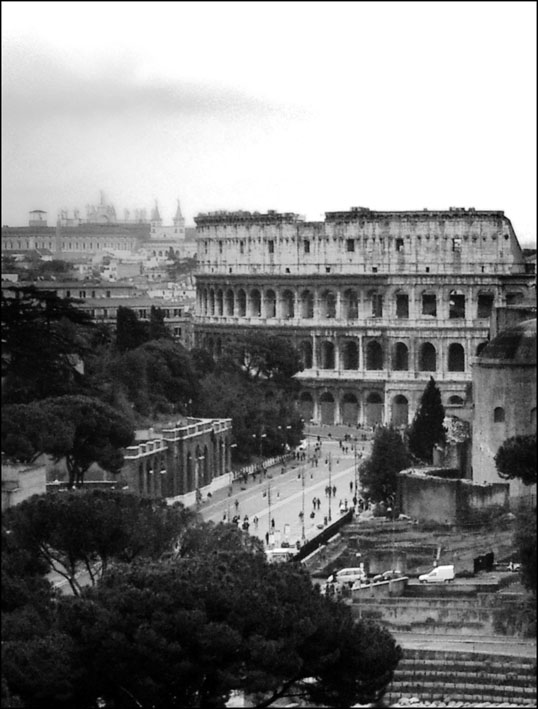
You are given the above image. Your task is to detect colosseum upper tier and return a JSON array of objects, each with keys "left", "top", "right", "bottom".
[{"left": 193, "top": 206, "right": 533, "bottom": 427}]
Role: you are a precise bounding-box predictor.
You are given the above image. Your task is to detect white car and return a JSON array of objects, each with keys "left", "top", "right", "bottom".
[
  {"left": 418, "top": 565, "right": 455, "bottom": 583},
  {"left": 328, "top": 567, "right": 367, "bottom": 588}
]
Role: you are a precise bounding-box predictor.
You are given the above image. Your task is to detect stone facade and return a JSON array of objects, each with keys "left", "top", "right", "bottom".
[
  {"left": 120, "top": 417, "right": 233, "bottom": 499},
  {"left": 193, "top": 207, "right": 533, "bottom": 426},
  {"left": 472, "top": 318, "right": 537, "bottom": 498}
]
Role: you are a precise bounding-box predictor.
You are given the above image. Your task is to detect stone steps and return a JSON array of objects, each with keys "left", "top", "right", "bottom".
[{"left": 385, "top": 648, "right": 536, "bottom": 706}]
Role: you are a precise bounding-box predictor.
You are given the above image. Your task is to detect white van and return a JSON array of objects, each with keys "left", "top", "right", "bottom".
[
  {"left": 328, "top": 567, "right": 367, "bottom": 588},
  {"left": 418, "top": 564, "right": 455, "bottom": 583},
  {"left": 265, "top": 548, "right": 295, "bottom": 564}
]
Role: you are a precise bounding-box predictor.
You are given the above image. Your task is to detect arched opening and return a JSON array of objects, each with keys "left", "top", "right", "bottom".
[
  {"left": 186, "top": 452, "right": 194, "bottom": 492},
  {"left": 299, "top": 340, "right": 313, "bottom": 369},
  {"left": 320, "top": 392, "right": 335, "bottom": 425},
  {"left": 342, "top": 340, "right": 359, "bottom": 369},
  {"left": 202, "top": 289, "right": 208, "bottom": 315},
  {"left": 493, "top": 407, "right": 505, "bottom": 423},
  {"left": 343, "top": 289, "right": 359, "bottom": 320},
  {"left": 365, "top": 392, "right": 383, "bottom": 426},
  {"left": 476, "top": 342, "right": 488, "bottom": 356},
  {"left": 216, "top": 289, "right": 224, "bottom": 316},
  {"left": 225, "top": 289, "right": 235, "bottom": 316},
  {"left": 419, "top": 342, "right": 437, "bottom": 371},
  {"left": 203, "top": 445, "right": 209, "bottom": 486},
  {"left": 250, "top": 289, "right": 261, "bottom": 317},
  {"left": 301, "top": 290, "right": 314, "bottom": 319},
  {"left": 321, "top": 289, "right": 336, "bottom": 318},
  {"left": 392, "top": 342, "right": 409, "bottom": 371},
  {"left": 237, "top": 289, "right": 247, "bottom": 317},
  {"left": 448, "top": 343, "right": 465, "bottom": 372},
  {"left": 449, "top": 290, "right": 466, "bottom": 319},
  {"left": 265, "top": 289, "right": 276, "bottom": 318},
  {"left": 282, "top": 290, "right": 295, "bottom": 319},
  {"left": 366, "top": 340, "right": 383, "bottom": 370},
  {"left": 209, "top": 289, "right": 215, "bottom": 315},
  {"left": 448, "top": 396, "right": 464, "bottom": 406},
  {"left": 341, "top": 392, "right": 359, "bottom": 425},
  {"left": 391, "top": 395, "right": 408, "bottom": 426},
  {"left": 299, "top": 392, "right": 314, "bottom": 422},
  {"left": 321, "top": 341, "right": 335, "bottom": 369}
]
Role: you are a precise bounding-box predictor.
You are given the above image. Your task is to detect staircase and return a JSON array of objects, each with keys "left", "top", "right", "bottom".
[{"left": 385, "top": 648, "right": 537, "bottom": 706}]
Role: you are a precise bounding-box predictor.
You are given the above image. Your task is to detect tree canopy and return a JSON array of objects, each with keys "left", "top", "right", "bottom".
[
  {"left": 514, "top": 506, "right": 537, "bottom": 595},
  {"left": 359, "top": 426, "right": 411, "bottom": 503},
  {"left": 2, "top": 396, "right": 134, "bottom": 487},
  {"left": 494, "top": 435, "right": 537, "bottom": 487},
  {"left": 54, "top": 554, "right": 401, "bottom": 708},
  {"left": 407, "top": 377, "right": 446, "bottom": 463}
]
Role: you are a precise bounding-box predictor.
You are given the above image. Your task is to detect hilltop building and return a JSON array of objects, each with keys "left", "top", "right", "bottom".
[{"left": 193, "top": 206, "right": 534, "bottom": 427}]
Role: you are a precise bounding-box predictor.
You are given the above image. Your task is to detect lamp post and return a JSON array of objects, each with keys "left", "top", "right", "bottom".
[
  {"left": 386, "top": 493, "right": 395, "bottom": 571},
  {"left": 328, "top": 452, "right": 332, "bottom": 523},
  {"left": 301, "top": 469, "right": 306, "bottom": 541}
]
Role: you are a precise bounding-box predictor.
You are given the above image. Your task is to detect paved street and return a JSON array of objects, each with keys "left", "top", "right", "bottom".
[{"left": 198, "top": 429, "right": 372, "bottom": 548}]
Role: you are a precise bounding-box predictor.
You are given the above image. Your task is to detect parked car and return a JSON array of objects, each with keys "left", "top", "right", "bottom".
[
  {"left": 265, "top": 548, "right": 294, "bottom": 564},
  {"left": 418, "top": 564, "right": 455, "bottom": 583},
  {"left": 328, "top": 567, "right": 367, "bottom": 588}
]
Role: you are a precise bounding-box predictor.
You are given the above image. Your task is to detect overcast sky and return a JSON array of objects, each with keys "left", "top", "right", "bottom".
[{"left": 2, "top": 1, "right": 536, "bottom": 244}]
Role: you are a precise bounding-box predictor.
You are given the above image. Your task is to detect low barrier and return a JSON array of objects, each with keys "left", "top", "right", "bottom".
[{"left": 294, "top": 510, "right": 354, "bottom": 562}]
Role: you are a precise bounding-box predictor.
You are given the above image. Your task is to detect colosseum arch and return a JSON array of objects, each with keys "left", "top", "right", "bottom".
[
  {"left": 392, "top": 342, "right": 409, "bottom": 371},
  {"left": 299, "top": 340, "right": 313, "bottom": 369},
  {"left": 476, "top": 341, "right": 488, "bottom": 356},
  {"left": 391, "top": 395, "right": 409, "bottom": 426},
  {"left": 300, "top": 290, "right": 314, "bottom": 319},
  {"left": 343, "top": 288, "right": 359, "bottom": 320},
  {"left": 225, "top": 288, "right": 235, "bottom": 316},
  {"left": 448, "top": 395, "right": 464, "bottom": 406},
  {"left": 282, "top": 289, "right": 295, "bottom": 318},
  {"left": 419, "top": 342, "right": 437, "bottom": 371},
  {"left": 320, "top": 341, "right": 335, "bottom": 369},
  {"left": 237, "top": 289, "right": 247, "bottom": 317},
  {"left": 299, "top": 391, "right": 314, "bottom": 422},
  {"left": 319, "top": 391, "right": 335, "bottom": 425},
  {"left": 341, "top": 392, "right": 359, "bottom": 425},
  {"left": 216, "top": 289, "right": 224, "bottom": 316},
  {"left": 448, "top": 343, "right": 465, "bottom": 371},
  {"left": 366, "top": 340, "right": 383, "bottom": 370},
  {"left": 208, "top": 289, "right": 215, "bottom": 315},
  {"left": 201, "top": 289, "right": 208, "bottom": 315},
  {"left": 320, "top": 289, "right": 337, "bottom": 318},
  {"left": 342, "top": 340, "right": 359, "bottom": 369},
  {"left": 250, "top": 289, "right": 262, "bottom": 317},
  {"left": 365, "top": 392, "right": 384, "bottom": 426},
  {"left": 265, "top": 289, "right": 277, "bottom": 318}
]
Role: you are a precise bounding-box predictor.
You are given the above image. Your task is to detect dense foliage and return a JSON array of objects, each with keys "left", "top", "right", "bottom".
[
  {"left": 2, "top": 396, "right": 134, "bottom": 487},
  {"left": 359, "top": 426, "right": 411, "bottom": 503},
  {"left": 2, "top": 490, "right": 402, "bottom": 709},
  {"left": 407, "top": 377, "right": 446, "bottom": 463},
  {"left": 514, "top": 506, "right": 537, "bottom": 595},
  {"left": 495, "top": 435, "right": 537, "bottom": 487}
]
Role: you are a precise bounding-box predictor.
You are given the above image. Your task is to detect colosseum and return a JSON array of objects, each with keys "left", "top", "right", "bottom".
[{"left": 193, "top": 206, "right": 533, "bottom": 427}]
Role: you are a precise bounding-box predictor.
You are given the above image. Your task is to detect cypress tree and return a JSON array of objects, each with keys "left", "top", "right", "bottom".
[{"left": 407, "top": 376, "right": 446, "bottom": 463}]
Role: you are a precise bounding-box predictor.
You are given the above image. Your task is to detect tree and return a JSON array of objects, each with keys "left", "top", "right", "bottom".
[
  {"left": 407, "top": 377, "right": 446, "bottom": 463},
  {"left": 494, "top": 435, "right": 537, "bottom": 487},
  {"left": 359, "top": 426, "right": 411, "bottom": 503},
  {"left": 2, "top": 490, "right": 197, "bottom": 596},
  {"left": 2, "top": 396, "right": 134, "bottom": 487},
  {"left": 1, "top": 285, "right": 94, "bottom": 403},
  {"left": 149, "top": 305, "right": 172, "bottom": 341},
  {"left": 115, "top": 306, "right": 150, "bottom": 352},
  {"left": 56, "top": 553, "right": 402, "bottom": 708}
]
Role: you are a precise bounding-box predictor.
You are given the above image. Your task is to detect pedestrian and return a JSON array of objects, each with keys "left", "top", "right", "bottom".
[
  {"left": 271, "top": 518, "right": 275, "bottom": 529},
  {"left": 312, "top": 497, "right": 317, "bottom": 508},
  {"left": 344, "top": 499, "right": 348, "bottom": 511},
  {"left": 265, "top": 531, "right": 269, "bottom": 545},
  {"left": 223, "top": 512, "right": 227, "bottom": 522},
  {"left": 349, "top": 481, "right": 353, "bottom": 492},
  {"left": 332, "top": 485, "right": 336, "bottom": 496},
  {"left": 317, "top": 498, "right": 321, "bottom": 510},
  {"left": 253, "top": 515, "right": 259, "bottom": 529},
  {"left": 234, "top": 498, "right": 239, "bottom": 511}
]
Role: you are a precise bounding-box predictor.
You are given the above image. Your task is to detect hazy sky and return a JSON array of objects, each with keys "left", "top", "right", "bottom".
[{"left": 2, "top": 1, "right": 536, "bottom": 243}]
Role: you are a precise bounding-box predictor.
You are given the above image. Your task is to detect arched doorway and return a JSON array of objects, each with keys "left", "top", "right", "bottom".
[
  {"left": 366, "top": 340, "right": 383, "bottom": 370},
  {"left": 342, "top": 341, "right": 359, "bottom": 369},
  {"left": 365, "top": 392, "right": 383, "bottom": 426},
  {"left": 419, "top": 342, "right": 437, "bottom": 371},
  {"left": 320, "top": 392, "right": 335, "bottom": 425},
  {"left": 341, "top": 392, "right": 359, "bottom": 425},
  {"left": 321, "top": 341, "right": 335, "bottom": 369},
  {"left": 300, "top": 340, "right": 313, "bottom": 369},
  {"left": 448, "top": 343, "right": 465, "bottom": 371},
  {"left": 391, "top": 395, "right": 408, "bottom": 426},
  {"left": 299, "top": 392, "right": 314, "bottom": 422}
]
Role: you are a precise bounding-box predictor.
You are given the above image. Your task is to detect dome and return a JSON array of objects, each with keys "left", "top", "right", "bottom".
[{"left": 479, "top": 318, "right": 536, "bottom": 365}]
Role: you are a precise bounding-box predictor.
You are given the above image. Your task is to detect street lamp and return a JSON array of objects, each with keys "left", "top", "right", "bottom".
[
  {"left": 386, "top": 494, "right": 395, "bottom": 571},
  {"left": 328, "top": 452, "right": 332, "bottom": 523},
  {"left": 301, "top": 470, "right": 306, "bottom": 541}
]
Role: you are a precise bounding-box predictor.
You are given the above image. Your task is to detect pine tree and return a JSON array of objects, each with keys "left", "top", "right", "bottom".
[
  {"left": 407, "top": 377, "right": 446, "bottom": 463},
  {"left": 360, "top": 426, "right": 410, "bottom": 503}
]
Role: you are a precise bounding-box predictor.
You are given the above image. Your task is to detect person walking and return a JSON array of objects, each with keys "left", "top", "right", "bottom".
[
  {"left": 234, "top": 498, "right": 239, "bottom": 512},
  {"left": 253, "top": 515, "right": 259, "bottom": 529}
]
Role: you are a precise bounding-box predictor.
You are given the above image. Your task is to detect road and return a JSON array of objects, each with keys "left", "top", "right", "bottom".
[{"left": 198, "top": 433, "right": 372, "bottom": 548}]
